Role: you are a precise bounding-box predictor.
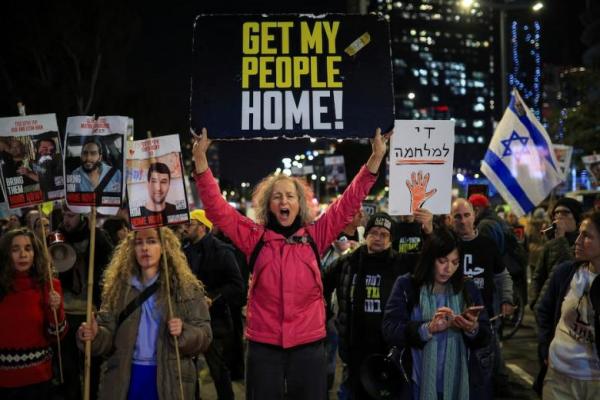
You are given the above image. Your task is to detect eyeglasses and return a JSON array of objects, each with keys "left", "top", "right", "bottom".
[{"left": 552, "top": 209, "right": 572, "bottom": 218}]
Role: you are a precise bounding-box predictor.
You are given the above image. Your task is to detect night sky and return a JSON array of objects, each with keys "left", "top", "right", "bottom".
[{"left": 0, "top": 0, "right": 588, "bottom": 186}]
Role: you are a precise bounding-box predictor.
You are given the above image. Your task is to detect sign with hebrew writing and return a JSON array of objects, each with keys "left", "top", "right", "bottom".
[
  {"left": 388, "top": 120, "right": 455, "bottom": 215},
  {"left": 127, "top": 134, "right": 189, "bottom": 230},
  {"left": 191, "top": 14, "right": 394, "bottom": 139}
]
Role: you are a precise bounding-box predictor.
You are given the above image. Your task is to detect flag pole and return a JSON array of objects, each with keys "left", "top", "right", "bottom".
[
  {"left": 83, "top": 206, "right": 97, "bottom": 400},
  {"left": 38, "top": 205, "right": 64, "bottom": 383},
  {"left": 146, "top": 130, "right": 185, "bottom": 400}
]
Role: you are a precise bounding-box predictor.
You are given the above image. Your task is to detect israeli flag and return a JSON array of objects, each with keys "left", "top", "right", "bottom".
[{"left": 481, "top": 90, "right": 563, "bottom": 216}]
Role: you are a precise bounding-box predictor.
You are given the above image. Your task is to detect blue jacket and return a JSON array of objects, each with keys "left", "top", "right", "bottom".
[{"left": 382, "top": 274, "right": 490, "bottom": 400}]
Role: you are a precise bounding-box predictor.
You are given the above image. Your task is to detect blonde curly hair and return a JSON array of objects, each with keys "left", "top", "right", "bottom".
[
  {"left": 252, "top": 174, "right": 315, "bottom": 225},
  {"left": 101, "top": 227, "right": 201, "bottom": 311}
]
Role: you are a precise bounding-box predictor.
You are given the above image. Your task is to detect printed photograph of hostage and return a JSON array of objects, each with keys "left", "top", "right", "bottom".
[
  {"left": 140, "top": 162, "right": 178, "bottom": 219},
  {"left": 127, "top": 135, "right": 189, "bottom": 230},
  {"left": 65, "top": 134, "right": 124, "bottom": 207},
  {"left": 29, "top": 134, "right": 64, "bottom": 199},
  {"left": 0, "top": 137, "right": 44, "bottom": 207}
]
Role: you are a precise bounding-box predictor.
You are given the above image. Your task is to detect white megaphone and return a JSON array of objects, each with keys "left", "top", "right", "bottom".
[{"left": 46, "top": 231, "right": 77, "bottom": 273}]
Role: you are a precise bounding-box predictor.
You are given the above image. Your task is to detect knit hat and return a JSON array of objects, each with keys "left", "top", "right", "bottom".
[
  {"left": 190, "top": 209, "right": 213, "bottom": 230},
  {"left": 468, "top": 193, "right": 490, "bottom": 208},
  {"left": 552, "top": 197, "right": 583, "bottom": 224},
  {"left": 365, "top": 212, "right": 395, "bottom": 236}
]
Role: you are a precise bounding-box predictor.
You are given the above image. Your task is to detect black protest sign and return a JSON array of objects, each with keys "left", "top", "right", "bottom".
[{"left": 191, "top": 14, "right": 394, "bottom": 139}]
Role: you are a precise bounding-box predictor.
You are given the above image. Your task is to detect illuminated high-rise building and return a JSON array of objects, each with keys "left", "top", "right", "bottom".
[{"left": 369, "top": 0, "right": 496, "bottom": 171}]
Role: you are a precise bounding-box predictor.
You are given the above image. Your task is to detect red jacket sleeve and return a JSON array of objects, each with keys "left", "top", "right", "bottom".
[{"left": 312, "top": 165, "right": 377, "bottom": 254}]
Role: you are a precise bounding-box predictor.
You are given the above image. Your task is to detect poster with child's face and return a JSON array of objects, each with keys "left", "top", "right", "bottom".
[
  {"left": 127, "top": 134, "right": 189, "bottom": 230},
  {"left": 0, "top": 114, "right": 64, "bottom": 208},
  {"left": 64, "top": 116, "right": 127, "bottom": 207}
]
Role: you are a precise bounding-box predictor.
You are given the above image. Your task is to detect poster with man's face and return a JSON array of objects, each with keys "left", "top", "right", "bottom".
[
  {"left": 127, "top": 134, "right": 189, "bottom": 230},
  {"left": 0, "top": 114, "right": 64, "bottom": 208},
  {"left": 583, "top": 154, "right": 600, "bottom": 188},
  {"left": 64, "top": 116, "right": 127, "bottom": 207}
]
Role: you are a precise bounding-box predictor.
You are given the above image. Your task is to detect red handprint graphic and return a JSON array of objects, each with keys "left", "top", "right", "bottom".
[{"left": 405, "top": 171, "right": 437, "bottom": 213}]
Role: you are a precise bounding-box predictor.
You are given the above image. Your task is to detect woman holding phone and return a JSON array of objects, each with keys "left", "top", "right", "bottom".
[{"left": 382, "top": 228, "right": 490, "bottom": 400}]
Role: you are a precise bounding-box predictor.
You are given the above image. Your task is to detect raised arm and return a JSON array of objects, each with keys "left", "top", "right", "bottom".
[
  {"left": 191, "top": 128, "right": 262, "bottom": 255},
  {"left": 312, "top": 128, "right": 391, "bottom": 253}
]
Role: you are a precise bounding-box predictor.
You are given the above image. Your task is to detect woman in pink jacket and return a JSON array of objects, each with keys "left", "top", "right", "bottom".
[{"left": 192, "top": 128, "right": 389, "bottom": 400}]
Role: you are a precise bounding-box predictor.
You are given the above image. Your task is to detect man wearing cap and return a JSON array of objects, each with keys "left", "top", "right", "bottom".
[
  {"left": 323, "top": 212, "right": 417, "bottom": 399},
  {"left": 530, "top": 197, "right": 584, "bottom": 311},
  {"left": 183, "top": 209, "right": 244, "bottom": 400}
]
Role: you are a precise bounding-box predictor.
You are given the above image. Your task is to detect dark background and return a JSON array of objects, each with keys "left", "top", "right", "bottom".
[{"left": 0, "top": 0, "right": 589, "bottom": 187}]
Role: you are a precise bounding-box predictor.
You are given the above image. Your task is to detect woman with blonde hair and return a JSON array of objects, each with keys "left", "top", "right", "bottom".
[
  {"left": 0, "top": 228, "right": 67, "bottom": 399},
  {"left": 77, "top": 227, "right": 212, "bottom": 400},
  {"left": 191, "top": 127, "right": 390, "bottom": 400}
]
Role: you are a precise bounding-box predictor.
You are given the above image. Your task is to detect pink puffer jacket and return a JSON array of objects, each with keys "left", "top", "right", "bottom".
[{"left": 195, "top": 165, "right": 376, "bottom": 348}]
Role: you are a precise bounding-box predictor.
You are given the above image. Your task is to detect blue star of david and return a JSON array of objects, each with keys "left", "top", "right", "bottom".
[{"left": 501, "top": 131, "right": 529, "bottom": 158}]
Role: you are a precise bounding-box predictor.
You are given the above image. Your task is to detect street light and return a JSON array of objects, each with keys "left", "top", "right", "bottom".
[{"left": 458, "top": 1, "right": 544, "bottom": 111}]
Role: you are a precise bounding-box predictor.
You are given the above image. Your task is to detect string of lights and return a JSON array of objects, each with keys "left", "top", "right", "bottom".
[{"left": 508, "top": 20, "right": 542, "bottom": 119}]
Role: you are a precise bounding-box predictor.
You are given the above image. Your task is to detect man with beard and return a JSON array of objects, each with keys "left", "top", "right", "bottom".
[
  {"left": 56, "top": 206, "right": 114, "bottom": 400},
  {"left": 139, "top": 162, "right": 178, "bottom": 222},
  {"left": 71, "top": 137, "right": 121, "bottom": 193}
]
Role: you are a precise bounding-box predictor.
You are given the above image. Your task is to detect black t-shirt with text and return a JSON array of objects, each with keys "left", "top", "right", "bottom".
[{"left": 460, "top": 234, "right": 504, "bottom": 316}]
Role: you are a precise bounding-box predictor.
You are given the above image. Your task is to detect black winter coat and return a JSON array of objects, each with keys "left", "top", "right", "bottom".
[
  {"left": 184, "top": 233, "right": 245, "bottom": 337},
  {"left": 322, "top": 246, "right": 416, "bottom": 363}
]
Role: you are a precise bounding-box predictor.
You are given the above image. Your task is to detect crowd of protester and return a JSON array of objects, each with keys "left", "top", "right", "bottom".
[{"left": 0, "top": 130, "right": 600, "bottom": 400}]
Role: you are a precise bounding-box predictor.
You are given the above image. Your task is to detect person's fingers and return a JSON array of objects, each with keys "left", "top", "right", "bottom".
[{"left": 424, "top": 172, "right": 430, "bottom": 187}]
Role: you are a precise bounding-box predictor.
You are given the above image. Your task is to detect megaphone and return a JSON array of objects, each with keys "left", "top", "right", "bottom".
[
  {"left": 360, "top": 347, "right": 408, "bottom": 400},
  {"left": 46, "top": 231, "right": 76, "bottom": 273}
]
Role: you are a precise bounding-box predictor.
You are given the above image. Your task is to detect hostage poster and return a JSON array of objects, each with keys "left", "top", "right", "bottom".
[
  {"left": 0, "top": 114, "right": 64, "bottom": 208},
  {"left": 127, "top": 134, "right": 189, "bottom": 229},
  {"left": 191, "top": 14, "right": 394, "bottom": 139},
  {"left": 64, "top": 116, "right": 127, "bottom": 207},
  {"left": 388, "top": 120, "right": 455, "bottom": 215}
]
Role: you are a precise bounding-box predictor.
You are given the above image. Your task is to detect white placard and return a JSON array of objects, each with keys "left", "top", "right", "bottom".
[
  {"left": 583, "top": 154, "right": 600, "bottom": 187},
  {"left": 552, "top": 144, "right": 573, "bottom": 181},
  {"left": 126, "top": 134, "right": 189, "bottom": 229},
  {"left": 0, "top": 114, "right": 64, "bottom": 208},
  {"left": 388, "top": 120, "right": 455, "bottom": 215},
  {"left": 64, "top": 116, "right": 128, "bottom": 209}
]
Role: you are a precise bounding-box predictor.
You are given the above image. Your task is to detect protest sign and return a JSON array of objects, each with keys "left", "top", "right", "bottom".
[
  {"left": 324, "top": 155, "right": 347, "bottom": 189},
  {"left": 191, "top": 14, "right": 394, "bottom": 139},
  {"left": 127, "top": 134, "right": 189, "bottom": 229},
  {"left": 0, "top": 114, "right": 64, "bottom": 208},
  {"left": 388, "top": 120, "right": 455, "bottom": 215},
  {"left": 64, "top": 116, "right": 127, "bottom": 207},
  {"left": 583, "top": 154, "right": 600, "bottom": 187},
  {"left": 553, "top": 144, "right": 573, "bottom": 181}
]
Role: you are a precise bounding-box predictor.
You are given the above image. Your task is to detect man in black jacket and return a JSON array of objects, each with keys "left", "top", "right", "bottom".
[
  {"left": 323, "top": 212, "right": 421, "bottom": 400},
  {"left": 183, "top": 209, "right": 244, "bottom": 400},
  {"left": 57, "top": 206, "right": 114, "bottom": 400}
]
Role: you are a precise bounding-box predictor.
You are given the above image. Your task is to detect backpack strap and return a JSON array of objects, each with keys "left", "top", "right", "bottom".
[
  {"left": 247, "top": 231, "right": 322, "bottom": 273},
  {"left": 248, "top": 231, "right": 266, "bottom": 274},
  {"left": 116, "top": 280, "right": 159, "bottom": 329}
]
